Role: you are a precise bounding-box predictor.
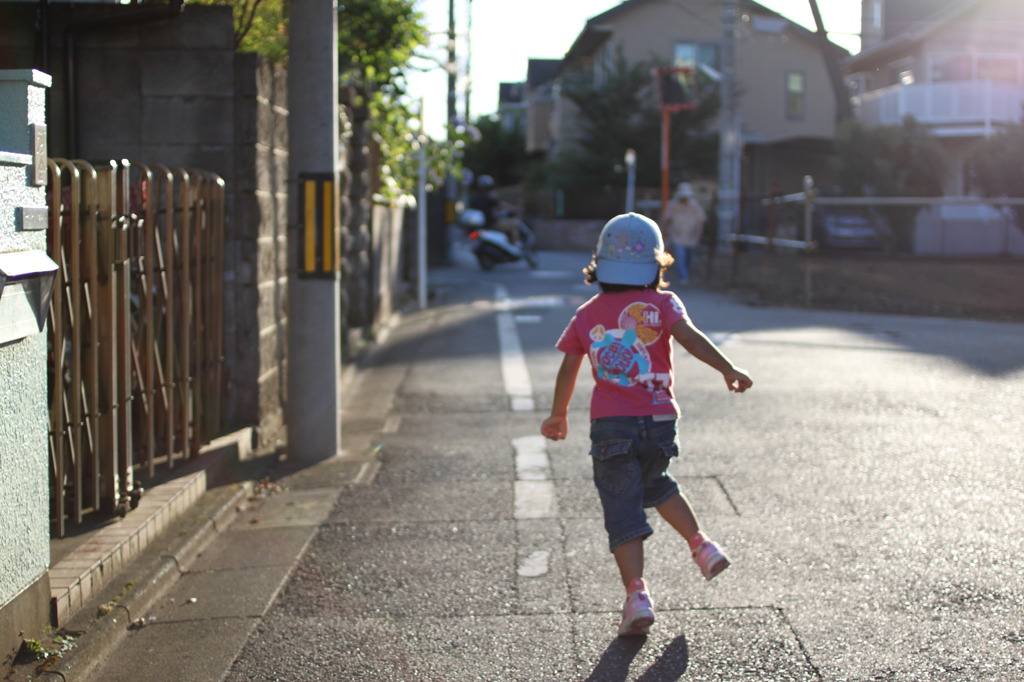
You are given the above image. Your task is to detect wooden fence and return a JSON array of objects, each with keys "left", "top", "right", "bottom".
[{"left": 46, "top": 159, "right": 225, "bottom": 537}]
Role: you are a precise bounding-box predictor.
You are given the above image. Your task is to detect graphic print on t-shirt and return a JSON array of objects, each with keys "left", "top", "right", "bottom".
[
  {"left": 618, "top": 302, "right": 663, "bottom": 345},
  {"left": 588, "top": 301, "right": 672, "bottom": 404}
]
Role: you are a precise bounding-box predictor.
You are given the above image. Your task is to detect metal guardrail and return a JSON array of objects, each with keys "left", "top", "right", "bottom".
[
  {"left": 47, "top": 159, "right": 225, "bottom": 537},
  {"left": 730, "top": 180, "right": 1024, "bottom": 304}
]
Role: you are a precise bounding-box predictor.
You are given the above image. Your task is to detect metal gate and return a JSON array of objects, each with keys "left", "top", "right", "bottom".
[{"left": 47, "top": 159, "right": 225, "bottom": 537}]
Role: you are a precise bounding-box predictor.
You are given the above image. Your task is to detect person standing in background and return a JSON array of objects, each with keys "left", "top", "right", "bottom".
[{"left": 660, "top": 182, "right": 706, "bottom": 285}]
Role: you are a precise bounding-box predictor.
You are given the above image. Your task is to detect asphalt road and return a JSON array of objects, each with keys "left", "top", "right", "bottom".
[{"left": 84, "top": 249, "right": 1024, "bottom": 681}]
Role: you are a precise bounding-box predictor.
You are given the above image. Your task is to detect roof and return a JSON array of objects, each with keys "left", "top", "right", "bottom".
[
  {"left": 846, "top": 0, "right": 983, "bottom": 70},
  {"left": 526, "top": 59, "right": 561, "bottom": 89},
  {"left": 560, "top": 0, "right": 840, "bottom": 67},
  {"left": 498, "top": 82, "right": 525, "bottom": 105}
]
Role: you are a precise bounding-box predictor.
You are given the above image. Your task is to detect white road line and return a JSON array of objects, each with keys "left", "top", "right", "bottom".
[
  {"left": 513, "top": 435, "right": 557, "bottom": 520},
  {"left": 497, "top": 289, "right": 558, "bottom": 527},
  {"left": 495, "top": 284, "right": 535, "bottom": 412},
  {"left": 514, "top": 435, "right": 550, "bottom": 480},
  {"left": 517, "top": 550, "right": 551, "bottom": 577},
  {"left": 514, "top": 481, "right": 557, "bottom": 519}
]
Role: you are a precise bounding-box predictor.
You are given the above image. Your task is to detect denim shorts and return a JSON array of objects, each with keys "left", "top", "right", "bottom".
[{"left": 589, "top": 415, "right": 681, "bottom": 552}]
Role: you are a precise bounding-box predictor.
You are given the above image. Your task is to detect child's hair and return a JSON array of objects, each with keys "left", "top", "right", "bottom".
[{"left": 583, "top": 250, "right": 675, "bottom": 292}]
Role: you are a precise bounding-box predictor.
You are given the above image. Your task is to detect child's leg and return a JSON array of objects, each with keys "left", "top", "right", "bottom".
[
  {"left": 612, "top": 537, "right": 645, "bottom": 590},
  {"left": 657, "top": 492, "right": 731, "bottom": 580},
  {"left": 655, "top": 493, "right": 701, "bottom": 546},
  {"left": 614, "top": 538, "right": 655, "bottom": 636}
]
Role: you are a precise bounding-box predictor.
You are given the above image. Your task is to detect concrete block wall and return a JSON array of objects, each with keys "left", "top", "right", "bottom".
[
  {"left": 370, "top": 203, "right": 411, "bottom": 326},
  {"left": 231, "top": 54, "right": 289, "bottom": 450},
  {"left": 70, "top": 6, "right": 236, "bottom": 173},
  {"left": 0, "top": 68, "right": 53, "bottom": 667},
  {"left": 63, "top": 5, "right": 288, "bottom": 449},
  {"left": 2, "top": 2, "right": 405, "bottom": 468}
]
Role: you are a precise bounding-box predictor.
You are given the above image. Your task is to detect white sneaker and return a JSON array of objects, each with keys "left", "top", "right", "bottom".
[
  {"left": 617, "top": 583, "right": 655, "bottom": 636},
  {"left": 692, "top": 539, "right": 730, "bottom": 581}
]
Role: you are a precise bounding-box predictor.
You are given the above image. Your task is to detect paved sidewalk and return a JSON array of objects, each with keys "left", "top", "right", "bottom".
[{"left": 14, "top": 319, "right": 401, "bottom": 681}]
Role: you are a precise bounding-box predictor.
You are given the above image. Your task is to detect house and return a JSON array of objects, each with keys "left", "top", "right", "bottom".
[
  {"left": 846, "top": 0, "right": 1024, "bottom": 254},
  {"left": 523, "top": 59, "right": 561, "bottom": 155},
  {"left": 496, "top": 81, "right": 527, "bottom": 136},
  {"left": 0, "top": 68, "right": 53, "bottom": 665},
  {"left": 848, "top": 0, "right": 1024, "bottom": 191},
  {"left": 527, "top": 0, "right": 849, "bottom": 205}
]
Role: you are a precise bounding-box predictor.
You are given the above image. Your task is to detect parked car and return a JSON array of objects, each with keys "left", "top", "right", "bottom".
[{"left": 813, "top": 207, "right": 884, "bottom": 250}]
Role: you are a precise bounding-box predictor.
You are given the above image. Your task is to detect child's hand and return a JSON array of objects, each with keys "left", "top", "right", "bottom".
[
  {"left": 541, "top": 415, "right": 569, "bottom": 440},
  {"left": 724, "top": 368, "right": 752, "bottom": 393}
]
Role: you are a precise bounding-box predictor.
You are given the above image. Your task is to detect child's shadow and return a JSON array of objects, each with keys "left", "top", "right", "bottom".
[{"left": 584, "top": 633, "right": 689, "bottom": 681}]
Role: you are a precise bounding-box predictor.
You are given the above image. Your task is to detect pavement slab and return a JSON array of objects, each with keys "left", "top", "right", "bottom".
[
  {"left": 278, "top": 519, "right": 520, "bottom": 619},
  {"left": 226, "top": 614, "right": 580, "bottom": 682},
  {"left": 83, "top": 617, "right": 258, "bottom": 682}
]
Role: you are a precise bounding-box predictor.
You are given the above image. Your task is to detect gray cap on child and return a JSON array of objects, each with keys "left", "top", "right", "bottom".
[{"left": 595, "top": 212, "right": 664, "bottom": 286}]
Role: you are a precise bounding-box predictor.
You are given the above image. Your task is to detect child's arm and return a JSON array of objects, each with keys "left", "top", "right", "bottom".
[
  {"left": 541, "top": 353, "right": 584, "bottom": 440},
  {"left": 670, "top": 319, "right": 752, "bottom": 393}
]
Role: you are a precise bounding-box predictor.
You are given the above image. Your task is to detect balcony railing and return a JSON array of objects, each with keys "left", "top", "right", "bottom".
[{"left": 853, "top": 80, "right": 1024, "bottom": 134}]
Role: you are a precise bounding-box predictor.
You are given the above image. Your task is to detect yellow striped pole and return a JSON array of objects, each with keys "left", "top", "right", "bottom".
[{"left": 299, "top": 173, "right": 337, "bottom": 277}]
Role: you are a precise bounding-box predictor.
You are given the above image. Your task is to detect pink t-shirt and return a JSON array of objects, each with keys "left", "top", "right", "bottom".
[{"left": 556, "top": 289, "right": 689, "bottom": 419}]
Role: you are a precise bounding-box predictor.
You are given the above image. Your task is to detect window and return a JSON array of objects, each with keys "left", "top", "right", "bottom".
[
  {"left": 785, "top": 71, "right": 805, "bottom": 119},
  {"left": 885, "top": 58, "right": 914, "bottom": 87},
  {"left": 593, "top": 43, "right": 615, "bottom": 87},
  {"left": 931, "top": 54, "right": 1021, "bottom": 84},
  {"left": 674, "top": 42, "right": 719, "bottom": 73},
  {"left": 931, "top": 55, "right": 972, "bottom": 82},
  {"left": 978, "top": 57, "right": 1019, "bottom": 84}
]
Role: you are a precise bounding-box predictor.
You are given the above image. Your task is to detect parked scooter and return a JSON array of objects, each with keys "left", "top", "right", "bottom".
[{"left": 458, "top": 208, "right": 538, "bottom": 270}]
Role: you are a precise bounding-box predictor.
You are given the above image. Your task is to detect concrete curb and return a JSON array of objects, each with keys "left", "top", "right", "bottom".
[{"left": 29, "top": 480, "right": 253, "bottom": 681}]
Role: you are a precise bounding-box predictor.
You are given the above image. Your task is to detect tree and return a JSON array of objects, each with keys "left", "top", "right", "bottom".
[
  {"left": 546, "top": 49, "right": 719, "bottom": 193},
  {"left": 461, "top": 115, "right": 530, "bottom": 188},
  {"left": 189, "top": 0, "right": 288, "bottom": 61},
  {"left": 337, "top": 0, "right": 431, "bottom": 199},
  {"left": 967, "top": 121, "right": 1024, "bottom": 231},
  {"left": 830, "top": 115, "right": 949, "bottom": 250},
  {"left": 189, "top": 0, "right": 431, "bottom": 198}
]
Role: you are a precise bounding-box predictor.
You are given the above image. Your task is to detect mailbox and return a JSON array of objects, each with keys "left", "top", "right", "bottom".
[{"left": 0, "top": 250, "right": 58, "bottom": 344}]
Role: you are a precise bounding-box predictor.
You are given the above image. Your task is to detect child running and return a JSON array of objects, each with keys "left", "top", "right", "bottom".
[{"left": 540, "top": 212, "right": 752, "bottom": 637}]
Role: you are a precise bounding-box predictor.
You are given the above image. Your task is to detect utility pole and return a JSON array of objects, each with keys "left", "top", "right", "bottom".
[
  {"left": 808, "top": 0, "right": 853, "bottom": 122},
  {"left": 287, "top": 0, "right": 342, "bottom": 462},
  {"left": 448, "top": 0, "right": 457, "bottom": 135},
  {"left": 444, "top": 0, "right": 458, "bottom": 226},
  {"left": 465, "top": 0, "right": 473, "bottom": 125},
  {"left": 716, "top": 0, "right": 741, "bottom": 242}
]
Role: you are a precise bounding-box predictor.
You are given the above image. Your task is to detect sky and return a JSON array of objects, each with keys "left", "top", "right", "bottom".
[{"left": 407, "top": 0, "right": 863, "bottom": 139}]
